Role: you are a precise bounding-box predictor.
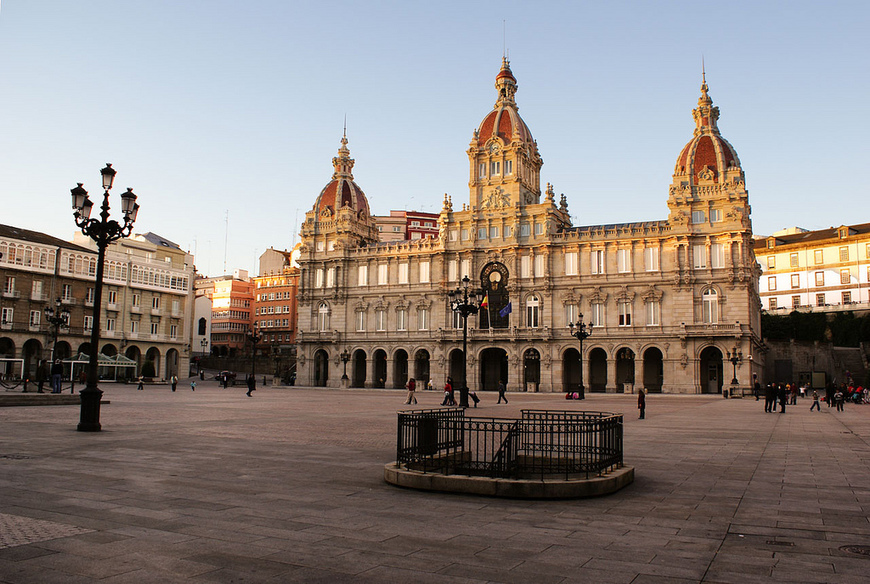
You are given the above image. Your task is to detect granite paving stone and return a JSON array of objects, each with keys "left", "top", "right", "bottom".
[{"left": 1, "top": 383, "right": 869, "bottom": 582}]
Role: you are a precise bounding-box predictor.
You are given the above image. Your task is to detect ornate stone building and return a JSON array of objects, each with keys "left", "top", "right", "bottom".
[{"left": 296, "top": 61, "right": 762, "bottom": 394}]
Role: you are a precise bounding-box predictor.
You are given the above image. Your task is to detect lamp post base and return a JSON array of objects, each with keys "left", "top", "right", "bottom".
[
  {"left": 77, "top": 386, "right": 103, "bottom": 432},
  {"left": 459, "top": 386, "right": 469, "bottom": 408}
]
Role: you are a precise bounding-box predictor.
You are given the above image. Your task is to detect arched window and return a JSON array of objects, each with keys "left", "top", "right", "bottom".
[
  {"left": 317, "top": 303, "right": 329, "bottom": 331},
  {"left": 526, "top": 295, "right": 540, "bottom": 328},
  {"left": 702, "top": 288, "right": 718, "bottom": 324},
  {"left": 198, "top": 317, "right": 207, "bottom": 335}
]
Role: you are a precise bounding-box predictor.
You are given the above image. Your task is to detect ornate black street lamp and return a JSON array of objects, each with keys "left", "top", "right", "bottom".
[
  {"left": 200, "top": 337, "right": 209, "bottom": 356},
  {"left": 247, "top": 323, "right": 262, "bottom": 390},
  {"left": 340, "top": 348, "right": 350, "bottom": 382},
  {"left": 44, "top": 297, "right": 70, "bottom": 362},
  {"left": 727, "top": 347, "right": 742, "bottom": 386},
  {"left": 71, "top": 164, "right": 139, "bottom": 432},
  {"left": 568, "top": 314, "right": 592, "bottom": 399},
  {"left": 448, "top": 275, "right": 483, "bottom": 408}
]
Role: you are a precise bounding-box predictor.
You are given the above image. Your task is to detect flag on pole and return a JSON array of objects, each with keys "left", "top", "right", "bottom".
[
  {"left": 480, "top": 293, "right": 489, "bottom": 308},
  {"left": 499, "top": 302, "right": 512, "bottom": 318}
]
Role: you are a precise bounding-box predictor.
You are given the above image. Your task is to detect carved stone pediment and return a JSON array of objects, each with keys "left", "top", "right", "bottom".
[{"left": 480, "top": 187, "right": 511, "bottom": 210}]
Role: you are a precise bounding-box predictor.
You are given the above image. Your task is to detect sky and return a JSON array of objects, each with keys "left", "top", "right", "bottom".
[{"left": 1, "top": 1, "right": 867, "bottom": 277}]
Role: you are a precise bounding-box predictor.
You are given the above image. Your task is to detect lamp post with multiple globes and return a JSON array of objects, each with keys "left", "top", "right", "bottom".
[
  {"left": 448, "top": 275, "right": 484, "bottom": 408},
  {"left": 568, "top": 315, "right": 592, "bottom": 399},
  {"left": 71, "top": 163, "right": 139, "bottom": 432}
]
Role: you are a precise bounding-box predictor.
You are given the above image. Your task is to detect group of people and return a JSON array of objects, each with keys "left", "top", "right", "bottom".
[
  {"left": 761, "top": 379, "right": 869, "bottom": 413},
  {"left": 403, "top": 377, "right": 508, "bottom": 407}
]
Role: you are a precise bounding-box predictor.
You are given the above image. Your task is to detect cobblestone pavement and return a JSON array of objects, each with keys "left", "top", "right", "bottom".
[{"left": 1, "top": 381, "right": 869, "bottom": 583}]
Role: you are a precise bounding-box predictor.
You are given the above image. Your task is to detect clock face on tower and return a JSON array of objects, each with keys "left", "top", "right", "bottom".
[{"left": 488, "top": 142, "right": 499, "bottom": 155}]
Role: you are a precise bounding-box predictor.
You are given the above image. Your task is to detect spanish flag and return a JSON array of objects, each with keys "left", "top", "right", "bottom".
[{"left": 480, "top": 293, "right": 489, "bottom": 308}]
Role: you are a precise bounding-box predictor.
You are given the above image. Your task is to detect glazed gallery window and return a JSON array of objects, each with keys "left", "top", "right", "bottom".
[
  {"left": 617, "top": 301, "right": 631, "bottom": 326},
  {"left": 702, "top": 289, "right": 718, "bottom": 324},
  {"left": 644, "top": 247, "right": 659, "bottom": 272},
  {"left": 526, "top": 295, "right": 540, "bottom": 328},
  {"left": 564, "top": 251, "right": 578, "bottom": 276},
  {"left": 317, "top": 303, "right": 329, "bottom": 331},
  {"left": 358, "top": 265, "right": 368, "bottom": 286},
  {"left": 396, "top": 308, "right": 407, "bottom": 331}
]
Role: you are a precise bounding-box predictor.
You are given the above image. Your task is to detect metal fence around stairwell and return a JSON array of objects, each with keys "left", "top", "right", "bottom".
[{"left": 396, "top": 408, "right": 623, "bottom": 480}]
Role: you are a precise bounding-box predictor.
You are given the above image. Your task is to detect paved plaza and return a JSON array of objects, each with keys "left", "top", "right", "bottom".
[{"left": 1, "top": 381, "right": 869, "bottom": 583}]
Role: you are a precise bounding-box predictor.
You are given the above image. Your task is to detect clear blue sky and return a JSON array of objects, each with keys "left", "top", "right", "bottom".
[{"left": 1, "top": 1, "right": 867, "bottom": 277}]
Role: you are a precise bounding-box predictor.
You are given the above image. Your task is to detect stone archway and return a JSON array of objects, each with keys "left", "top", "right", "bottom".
[
  {"left": 643, "top": 347, "right": 664, "bottom": 392},
  {"left": 448, "top": 348, "right": 465, "bottom": 390},
  {"left": 0, "top": 337, "right": 15, "bottom": 378},
  {"left": 589, "top": 347, "right": 608, "bottom": 392},
  {"left": 23, "top": 339, "right": 42, "bottom": 380},
  {"left": 393, "top": 349, "right": 408, "bottom": 389},
  {"left": 523, "top": 348, "right": 540, "bottom": 392},
  {"left": 700, "top": 346, "right": 723, "bottom": 394},
  {"left": 616, "top": 348, "right": 635, "bottom": 394},
  {"left": 313, "top": 349, "right": 329, "bottom": 387},
  {"left": 562, "top": 347, "right": 581, "bottom": 396},
  {"left": 102, "top": 344, "right": 117, "bottom": 357},
  {"left": 373, "top": 349, "right": 387, "bottom": 388},
  {"left": 166, "top": 349, "right": 179, "bottom": 378},
  {"left": 54, "top": 341, "right": 72, "bottom": 362},
  {"left": 351, "top": 349, "right": 367, "bottom": 388},
  {"left": 478, "top": 347, "right": 507, "bottom": 391},
  {"left": 125, "top": 346, "right": 142, "bottom": 376},
  {"left": 414, "top": 349, "right": 430, "bottom": 389}
]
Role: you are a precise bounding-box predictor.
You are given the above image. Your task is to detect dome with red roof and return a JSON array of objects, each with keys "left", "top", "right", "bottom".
[
  {"left": 673, "top": 76, "right": 742, "bottom": 184},
  {"left": 474, "top": 58, "right": 535, "bottom": 148},
  {"left": 311, "top": 135, "right": 370, "bottom": 219}
]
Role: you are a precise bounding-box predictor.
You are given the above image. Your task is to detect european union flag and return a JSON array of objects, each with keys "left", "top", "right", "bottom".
[{"left": 499, "top": 302, "right": 512, "bottom": 318}]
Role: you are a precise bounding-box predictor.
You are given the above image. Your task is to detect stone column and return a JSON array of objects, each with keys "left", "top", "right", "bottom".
[{"left": 606, "top": 357, "right": 618, "bottom": 393}]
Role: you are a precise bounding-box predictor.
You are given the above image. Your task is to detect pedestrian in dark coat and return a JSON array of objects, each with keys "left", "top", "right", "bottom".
[
  {"left": 777, "top": 383, "right": 787, "bottom": 413},
  {"left": 764, "top": 384, "right": 775, "bottom": 413},
  {"left": 246, "top": 374, "right": 256, "bottom": 397},
  {"left": 637, "top": 388, "right": 646, "bottom": 419},
  {"left": 497, "top": 380, "right": 508, "bottom": 404}
]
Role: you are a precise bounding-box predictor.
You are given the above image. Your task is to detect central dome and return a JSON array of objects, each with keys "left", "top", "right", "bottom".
[
  {"left": 475, "top": 58, "right": 535, "bottom": 148},
  {"left": 311, "top": 134, "right": 370, "bottom": 219}
]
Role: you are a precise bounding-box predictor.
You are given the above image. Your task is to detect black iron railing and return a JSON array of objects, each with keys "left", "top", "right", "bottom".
[{"left": 395, "top": 409, "right": 623, "bottom": 479}]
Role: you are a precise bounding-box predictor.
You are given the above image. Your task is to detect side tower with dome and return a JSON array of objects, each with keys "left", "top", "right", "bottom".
[{"left": 293, "top": 62, "right": 761, "bottom": 395}]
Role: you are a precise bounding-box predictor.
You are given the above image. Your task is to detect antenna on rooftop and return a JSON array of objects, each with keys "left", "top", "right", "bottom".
[{"left": 223, "top": 210, "right": 228, "bottom": 274}]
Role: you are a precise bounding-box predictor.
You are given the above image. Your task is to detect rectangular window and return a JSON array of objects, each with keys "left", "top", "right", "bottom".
[
  {"left": 565, "top": 251, "right": 578, "bottom": 276},
  {"left": 378, "top": 264, "right": 388, "bottom": 285},
  {"left": 693, "top": 245, "right": 707, "bottom": 269},
  {"left": 151, "top": 322, "right": 159, "bottom": 335},
  {"left": 419, "top": 261, "right": 430, "bottom": 283},
  {"left": 534, "top": 255, "right": 544, "bottom": 277},
  {"left": 792, "top": 296, "right": 801, "bottom": 308},
  {"left": 768, "top": 276, "right": 777, "bottom": 291},
  {"left": 534, "top": 223, "right": 544, "bottom": 236},
  {"left": 478, "top": 228, "right": 487, "bottom": 240},
  {"left": 449, "top": 230, "right": 458, "bottom": 242},
  {"left": 31, "top": 280, "right": 43, "bottom": 298},
  {"left": 839, "top": 246, "right": 849, "bottom": 262},
  {"left": 315, "top": 241, "right": 324, "bottom": 252},
  {"left": 490, "top": 226, "right": 499, "bottom": 239},
  {"left": 86, "top": 288, "right": 95, "bottom": 304},
  {"left": 646, "top": 301, "right": 660, "bottom": 326},
  {"left": 790, "top": 253, "right": 799, "bottom": 268},
  {"left": 866, "top": 243, "right": 870, "bottom": 259},
  {"left": 490, "top": 161, "right": 500, "bottom": 175},
  {"left": 327, "top": 240, "right": 335, "bottom": 251},
  {"left": 617, "top": 249, "right": 630, "bottom": 273},
  {"left": 526, "top": 302, "right": 539, "bottom": 328},
  {"left": 814, "top": 249, "right": 823, "bottom": 264},
  {"left": 376, "top": 309, "right": 386, "bottom": 331},
  {"left": 504, "top": 225, "right": 512, "bottom": 238},
  {"left": 769, "top": 298, "right": 777, "bottom": 310},
  {"left": 840, "top": 269, "right": 850, "bottom": 284},
  {"left": 767, "top": 256, "right": 775, "bottom": 269},
  {"left": 106, "top": 318, "right": 116, "bottom": 332},
  {"left": 314, "top": 268, "right": 324, "bottom": 288},
  {"left": 398, "top": 263, "right": 408, "bottom": 284},
  {"left": 1, "top": 307, "right": 12, "bottom": 326},
  {"left": 3, "top": 276, "right": 14, "bottom": 294},
  {"left": 843, "top": 291, "right": 852, "bottom": 304},
  {"left": 83, "top": 315, "right": 93, "bottom": 331},
  {"left": 62, "top": 284, "right": 72, "bottom": 301},
  {"left": 132, "top": 293, "right": 140, "bottom": 307},
  {"left": 692, "top": 210, "right": 706, "bottom": 224},
  {"left": 29, "top": 310, "right": 40, "bottom": 327},
  {"left": 356, "top": 311, "right": 366, "bottom": 332},
  {"left": 452, "top": 310, "right": 463, "bottom": 330},
  {"left": 479, "top": 163, "right": 486, "bottom": 178},
  {"left": 461, "top": 229, "right": 469, "bottom": 240},
  {"left": 710, "top": 208, "right": 722, "bottom": 222},
  {"left": 711, "top": 243, "right": 725, "bottom": 269},
  {"left": 591, "top": 303, "right": 604, "bottom": 327},
  {"left": 417, "top": 308, "right": 429, "bottom": 330},
  {"left": 172, "top": 300, "right": 180, "bottom": 314},
  {"left": 106, "top": 290, "right": 117, "bottom": 304},
  {"left": 520, "top": 223, "right": 530, "bottom": 237},
  {"left": 505, "top": 160, "right": 513, "bottom": 175},
  {"left": 130, "top": 320, "right": 139, "bottom": 334},
  {"left": 618, "top": 301, "right": 631, "bottom": 326},
  {"left": 591, "top": 250, "right": 605, "bottom": 274},
  {"left": 151, "top": 295, "right": 160, "bottom": 309},
  {"left": 816, "top": 293, "right": 826, "bottom": 306},
  {"left": 461, "top": 260, "right": 470, "bottom": 280},
  {"left": 644, "top": 247, "right": 659, "bottom": 272},
  {"left": 358, "top": 265, "right": 368, "bottom": 286},
  {"left": 790, "top": 274, "right": 800, "bottom": 288},
  {"left": 397, "top": 309, "right": 407, "bottom": 331},
  {"left": 815, "top": 272, "right": 824, "bottom": 286},
  {"left": 448, "top": 260, "right": 458, "bottom": 281},
  {"left": 326, "top": 267, "right": 335, "bottom": 288},
  {"left": 521, "top": 255, "right": 531, "bottom": 278},
  {"left": 565, "top": 303, "right": 577, "bottom": 325}
]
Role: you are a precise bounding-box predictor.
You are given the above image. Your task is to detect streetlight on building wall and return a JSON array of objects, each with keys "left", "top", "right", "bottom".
[
  {"left": 71, "top": 164, "right": 139, "bottom": 432},
  {"left": 568, "top": 315, "right": 592, "bottom": 399},
  {"left": 200, "top": 337, "right": 209, "bottom": 356},
  {"left": 44, "top": 297, "right": 70, "bottom": 362},
  {"left": 448, "top": 275, "right": 483, "bottom": 408}
]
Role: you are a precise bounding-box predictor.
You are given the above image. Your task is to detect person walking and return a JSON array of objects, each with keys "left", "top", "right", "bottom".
[
  {"left": 810, "top": 390, "right": 820, "bottom": 411},
  {"left": 404, "top": 377, "right": 417, "bottom": 405},
  {"left": 50, "top": 359, "right": 63, "bottom": 393},
  {"left": 190, "top": 380, "right": 196, "bottom": 391},
  {"left": 246, "top": 374, "right": 256, "bottom": 397},
  {"left": 497, "top": 380, "right": 508, "bottom": 404},
  {"left": 777, "top": 383, "right": 787, "bottom": 413},
  {"left": 441, "top": 377, "right": 454, "bottom": 406},
  {"left": 637, "top": 388, "right": 646, "bottom": 419},
  {"left": 834, "top": 387, "right": 844, "bottom": 412},
  {"left": 825, "top": 382, "right": 835, "bottom": 408},
  {"left": 753, "top": 377, "right": 760, "bottom": 401},
  {"left": 137, "top": 377, "right": 144, "bottom": 391},
  {"left": 764, "top": 383, "right": 775, "bottom": 413},
  {"left": 170, "top": 374, "right": 178, "bottom": 392}
]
